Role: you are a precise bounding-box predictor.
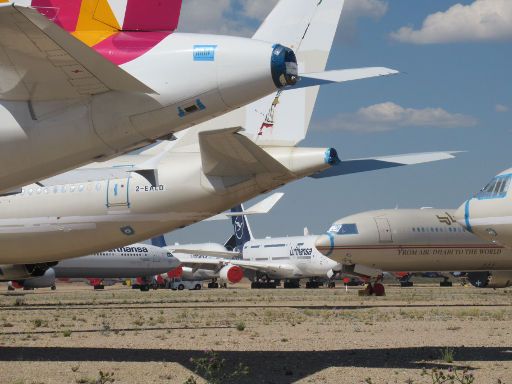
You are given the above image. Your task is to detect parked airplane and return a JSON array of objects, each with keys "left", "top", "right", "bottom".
[
  {"left": 315, "top": 208, "right": 512, "bottom": 294},
  {"left": 1, "top": 243, "right": 179, "bottom": 291},
  {"left": 455, "top": 168, "right": 512, "bottom": 248},
  {"left": 0, "top": 0, "right": 384, "bottom": 194},
  {"left": 159, "top": 204, "right": 342, "bottom": 289},
  {"left": 0, "top": 0, "right": 455, "bottom": 266}
]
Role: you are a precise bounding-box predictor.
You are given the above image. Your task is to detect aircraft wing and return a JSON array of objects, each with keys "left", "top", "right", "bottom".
[
  {"left": 204, "top": 192, "right": 284, "bottom": 221},
  {"left": 229, "top": 260, "right": 297, "bottom": 275},
  {"left": 0, "top": 4, "right": 152, "bottom": 101},
  {"left": 173, "top": 250, "right": 241, "bottom": 259},
  {"left": 310, "top": 151, "right": 459, "bottom": 179},
  {"left": 292, "top": 67, "right": 399, "bottom": 90}
]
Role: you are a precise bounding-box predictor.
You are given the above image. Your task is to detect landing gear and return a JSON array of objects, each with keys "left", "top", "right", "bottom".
[
  {"left": 440, "top": 277, "right": 453, "bottom": 287},
  {"left": 251, "top": 281, "right": 277, "bottom": 289},
  {"left": 400, "top": 281, "right": 414, "bottom": 287},
  {"left": 305, "top": 281, "right": 322, "bottom": 289},
  {"left": 139, "top": 285, "right": 150, "bottom": 292},
  {"left": 328, "top": 281, "right": 336, "bottom": 289},
  {"left": 207, "top": 282, "right": 220, "bottom": 289},
  {"left": 283, "top": 280, "right": 300, "bottom": 289},
  {"left": 51, "top": 285, "right": 57, "bottom": 291},
  {"left": 94, "top": 285, "right": 105, "bottom": 290}
]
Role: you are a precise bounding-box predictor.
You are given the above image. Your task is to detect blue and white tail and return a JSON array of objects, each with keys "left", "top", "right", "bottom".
[
  {"left": 230, "top": 204, "right": 253, "bottom": 252},
  {"left": 151, "top": 235, "right": 167, "bottom": 248}
]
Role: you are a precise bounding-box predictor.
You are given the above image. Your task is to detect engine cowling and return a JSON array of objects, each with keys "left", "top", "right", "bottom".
[
  {"left": 467, "top": 271, "right": 512, "bottom": 288},
  {"left": 13, "top": 268, "right": 56, "bottom": 289},
  {"left": 0, "top": 262, "right": 57, "bottom": 281},
  {"left": 219, "top": 265, "right": 244, "bottom": 284}
]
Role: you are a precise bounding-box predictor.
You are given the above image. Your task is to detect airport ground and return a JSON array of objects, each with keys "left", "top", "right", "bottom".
[{"left": 0, "top": 281, "right": 511, "bottom": 384}]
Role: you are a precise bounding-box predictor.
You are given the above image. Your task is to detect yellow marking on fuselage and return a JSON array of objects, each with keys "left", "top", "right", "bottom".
[{"left": 72, "top": 0, "right": 118, "bottom": 47}]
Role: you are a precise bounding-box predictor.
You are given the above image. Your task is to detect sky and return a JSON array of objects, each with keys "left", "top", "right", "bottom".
[{"left": 169, "top": 0, "right": 512, "bottom": 244}]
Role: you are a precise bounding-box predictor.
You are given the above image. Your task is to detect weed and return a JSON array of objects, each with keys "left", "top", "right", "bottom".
[
  {"left": 440, "top": 347, "right": 455, "bottom": 364},
  {"left": 421, "top": 367, "right": 474, "bottom": 384},
  {"left": 188, "top": 350, "right": 249, "bottom": 384},
  {"left": 63, "top": 329, "right": 72, "bottom": 337},
  {"left": 235, "top": 321, "right": 246, "bottom": 332},
  {"left": 14, "top": 298, "right": 26, "bottom": 306},
  {"left": 32, "top": 319, "right": 47, "bottom": 328},
  {"left": 71, "top": 365, "right": 80, "bottom": 372}
]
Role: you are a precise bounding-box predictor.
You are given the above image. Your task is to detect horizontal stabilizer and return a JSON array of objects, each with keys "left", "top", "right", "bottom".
[
  {"left": 311, "top": 152, "right": 459, "bottom": 179},
  {"left": 0, "top": 5, "right": 152, "bottom": 101},
  {"left": 292, "top": 67, "right": 399, "bottom": 90},
  {"left": 199, "top": 127, "right": 291, "bottom": 177},
  {"left": 205, "top": 193, "right": 284, "bottom": 221}
]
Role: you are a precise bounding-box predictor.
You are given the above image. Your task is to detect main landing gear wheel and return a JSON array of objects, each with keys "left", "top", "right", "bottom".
[
  {"left": 328, "top": 281, "right": 336, "bottom": 289},
  {"left": 440, "top": 280, "right": 453, "bottom": 287},
  {"left": 400, "top": 281, "right": 414, "bottom": 287},
  {"left": 207, "top": 283, "right": 219, "bottom": 289},
  {"left": 372, "top": 283, "right": 386, "bottom": 296},
  {"left": 94, "top": 285, "right": 105, "bottom": 290},
  {"left": 51, "top": 286, "right": 57, "bottom": 291},
  {"left": 305, "top": 281, "right": 321, "bottom": 289}
]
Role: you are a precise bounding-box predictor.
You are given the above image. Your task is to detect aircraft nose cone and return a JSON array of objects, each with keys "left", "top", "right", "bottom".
[{"left": 315, "top": 234, "right": 334, "bottom": 256}]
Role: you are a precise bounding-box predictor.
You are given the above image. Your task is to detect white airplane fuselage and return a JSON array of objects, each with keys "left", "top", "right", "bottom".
[
  {"left": 242, "top": 235, "right": 339, "bottom": 279},
  {"left": 315, "top": 209, "right": 512, "bottom": 272},
  {"left": 0, "top": 148, "right": 332, "bottom": 264},
  {"left": 455, "top": 168, "right": 512, "bottom": 248},
  {"left": 0, "top": 29, "right": 293, "bottom": 193}
]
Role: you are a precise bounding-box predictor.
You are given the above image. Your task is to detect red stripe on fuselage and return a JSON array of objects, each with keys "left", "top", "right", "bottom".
[
  {"left": 92, "top": 31, "right": 170, "bottom": 65},
  {"left": 31, "top": 0, "right": 82, "bottom": 31}
]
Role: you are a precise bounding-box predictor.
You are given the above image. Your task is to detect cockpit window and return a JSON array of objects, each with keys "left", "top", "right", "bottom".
[
  {"left": 328, "top": 223, "right": 359, "bottom": 235},
  {"left": 477, "top": 174, "right": 511, "bottom": 200}
]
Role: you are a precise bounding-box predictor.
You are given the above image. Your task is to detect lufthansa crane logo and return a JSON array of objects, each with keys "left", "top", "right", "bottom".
[{"left": 234, "top": 216, "right": 245, "bottom": 240}]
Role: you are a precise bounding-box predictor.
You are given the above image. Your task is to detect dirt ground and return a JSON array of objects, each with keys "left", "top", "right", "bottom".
[{"left": 0, "top": 282, "right": 511, "bottom": 384}]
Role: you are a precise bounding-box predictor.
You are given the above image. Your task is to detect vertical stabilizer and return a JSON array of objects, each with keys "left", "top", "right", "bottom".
[
  {"left": 151, "top": 235, "right": 167, "bottom": 248},
  {"left": 247, "top": 0, "right": 345, "bottom": 146},
  {"left": 169, "top": 0, "right": 344, "bottom": 151},
  {"left": 230, "top": 204, "right": 253, "bottom": 252}
]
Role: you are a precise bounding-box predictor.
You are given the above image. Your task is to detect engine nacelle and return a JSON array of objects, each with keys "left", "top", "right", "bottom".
[
  {"left": 219, "top": 265, "right": 244, "bottom": 284},
  {"left": 13, "top": 268, "right": 56, "bottom": 289},
  {"left": 0, "top": 262, "right": 57, "bottom": 281},
  {"left": 467, "top": 271, "right": 512, "bottom": 288}
]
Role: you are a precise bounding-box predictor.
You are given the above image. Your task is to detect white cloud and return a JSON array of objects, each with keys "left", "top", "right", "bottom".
[
  {"left": 390, "top": 0, "right": 512, "bottom": 44},
  {"left": 339, "top": 0, "right": 388, "bottom": 42},
  {"left": 320, "top": 102, "right": 478, "bottom": 132},
  {"left": 178, "top": 0, "right": 388, "bottom": 38},
  {"left": 496, "top": 104, "right": 509, "bottom": 113}
]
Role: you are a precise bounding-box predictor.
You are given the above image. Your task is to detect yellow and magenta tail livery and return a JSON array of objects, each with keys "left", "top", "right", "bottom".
[{"left": 3, "top": 0, "right": 182, "bottom": 64}]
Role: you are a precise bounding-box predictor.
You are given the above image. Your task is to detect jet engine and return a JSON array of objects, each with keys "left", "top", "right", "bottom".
[
  {"left": 11, "top": 268, "right": 56, "bottom": 289},
  {"left": 0, "top": 262, "right": 57, "bottom": 281},
  {"left": 219, "top": 265, "right": 244, "bottom": 284},
  {"left": 467, "top": 271, "right": 512, "bottom": 288}
]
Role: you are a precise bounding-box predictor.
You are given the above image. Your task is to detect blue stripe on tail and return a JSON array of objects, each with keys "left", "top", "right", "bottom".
[{"left": 151, "top": 235, "right": 167, "bottom": 248}]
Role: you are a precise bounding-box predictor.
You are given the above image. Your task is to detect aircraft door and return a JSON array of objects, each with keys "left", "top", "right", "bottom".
[
  {"left": 374, "top": 217, "right": 393, "bottom": 243},
  {"left": 107, "top": 177, "right": 130, "bottom": 208}
]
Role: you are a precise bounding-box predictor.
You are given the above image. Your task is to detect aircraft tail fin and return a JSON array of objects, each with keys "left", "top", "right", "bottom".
[
  {"left": 151, "top": 235, "right": 168, "bottom": 248},
  {"left": 230, "top": 204, "right": 253, "bottom": 252},
  {"left": 168, "top": 0, "right": 345, "bottom": 150},
  {"left": 30, "top": 0, "right": 182, "bottom": 33},
  {"left": 245, "top": 0, "right": 346, "bottom": 146}
]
